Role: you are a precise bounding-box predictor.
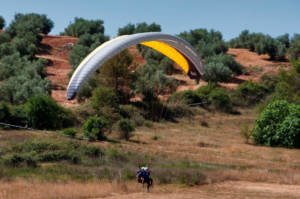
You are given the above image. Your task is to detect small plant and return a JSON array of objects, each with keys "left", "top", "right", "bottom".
[
  {"left": 62, "top": 128, "right": 77, "bottom": 137},
  {"left": 251, "top": 67, "right": 263, "bottom": 72},
  {"left": 144, "top": 121, "right": 153, "bottom": 128},
  {"left": 200, "top": 120, "right": 209, "bottom": 127},
  {"left": 151, "top": 135, "right": 158, "bottom": 140},
  {"left": 239, "top": 124, "right": 251, "bottom": 144},
  {"left": 117, "top": 119, "right": 135, "bottom": 141}
]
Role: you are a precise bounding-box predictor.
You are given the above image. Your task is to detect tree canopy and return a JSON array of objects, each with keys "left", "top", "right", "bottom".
[{"left": 63, "top": 17, "right": 105, "bottom": 37}]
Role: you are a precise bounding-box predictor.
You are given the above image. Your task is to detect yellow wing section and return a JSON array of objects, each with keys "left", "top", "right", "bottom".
[{"left": 141, "top": 41, "right": 189, "bottom": 73}]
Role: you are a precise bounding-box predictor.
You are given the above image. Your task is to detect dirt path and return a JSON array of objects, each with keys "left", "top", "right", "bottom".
[{"left": 102, "top": 181, "right": 300, "bottom": 199}]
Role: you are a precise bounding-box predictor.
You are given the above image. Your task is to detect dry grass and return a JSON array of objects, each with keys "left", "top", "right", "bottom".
[
  {"left": 2, "top": 107, "right": 300, "bottom": 198},
  {"left": 104, "top": 107, "right": 300, "bottom": 184},
  {"left": 0, "top": 179, "right": 140, "bottom": 199}
]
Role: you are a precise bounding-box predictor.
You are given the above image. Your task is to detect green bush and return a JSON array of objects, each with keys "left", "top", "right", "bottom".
[
  {"left": 134, "top": 22, "right": 161, "bottom": 33},
  {"left": 118, "top": 23, "right": 135, "bottom": 36},
  {"left": 90, "top": 86, "right": 118, "bottom": 110},
  {"left": 0, "top": 15, "right": 5, "bottom": 29},
  {"left": 231, "top": 80, "right": 268, "bottom": 107},
  {"left": 196, "top": 83, "right": 217, "bottom": 100},
  {"left": 63, "top": 17, "right": 104, "bottom": 37},
  {"left": 208, "top": 89, "right": 232, "bottom": 112},
  {"left": 228, "top": 30, "right": 289, "bottom": 61},
  {"left": 83, "top": 115, "right": 109, "bottom": 140},
  {"left": 0, "top": 32, "right": 11, "bottom": 44},
  {"left": 0, "top": 102, "right": 11, "bottom": 123},
  {"left": 26, "top": 95, "right": 74, "bottom": 130},
  {"left": 169, "top": 90, "right": 203, "bottom": 105},
  {"left": 205, "top": 53, "right": 244, "bottom": 75},
  {"left": 119, "top": 105, "right": 145, "bottom": 126},
  {"left": 288, "top": 34, "right": 300, "bottom": 60},
  {"left": 252, "top": 100, "right": 300, "bottom": 148},
  {"left": 3, "top": 154, "right": 37, "bottom": 168},
  {"left": 77, "top": 33, "right": 109, "bottom": 48},
  {"left": 177, "top": 28, "right": 228, "bottom": 58},
  {"left": 62, "top": 128, "right": 77, "bottom": 137},
  {"left": 7, "top": 13, "right": 54, "bottom": 41},
  {"left": 117, "top": 118, "right": 135, "bottom": 140},
  {"left": 83, "top": 145, "right": 104, "bottom": 158},
  {"left": 202, "top": 62, "right": 232, "bottom": 83}
]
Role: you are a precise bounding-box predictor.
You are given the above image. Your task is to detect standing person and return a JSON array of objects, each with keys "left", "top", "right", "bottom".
[{"left": 142, "top": 167, "right": 153, "bottom": 192}]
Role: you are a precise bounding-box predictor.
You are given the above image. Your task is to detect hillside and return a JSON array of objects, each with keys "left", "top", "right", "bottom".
[
  {"left": 1, "top": 33, "right": 299, "bottom": 199},
  {"left": 37, "top": 35, "right": 291, "bottom": 106}
]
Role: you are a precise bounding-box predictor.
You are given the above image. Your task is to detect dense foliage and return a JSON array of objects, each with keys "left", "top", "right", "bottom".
[
  {"left": 288, "top": 34, "right": 300, "bottom": 60},
  {"left": 118, "top": 22, "right": 161, "bottom": 36},
  {"left": 6, "top": 13, "right": 54, "bottom": 41},
  {"left": 201, "top": 62, "right": 232, "bottom": 83},
  {"left": 0, "top": 53, "right": 51, "bottom": 105},
  {"left": 0, "top": 15, "right": 5, "bottom": 29},
  {"left": 228, "top": 30, "right": 290, "bottom": 61},
  {"left": 177, "top": 28, "right": 228, "bottom": 59},
  {"left": 62, "top": 17, "right": 105, "bottom": 37},
  {"left": 117, "top": 118, "right": 135, "bottom": 140},
  {"left": 252, "top": 100, "right": 300, "bottom": 148},
  {"left": 83, "top": 115, "right": 110, "bottom": 140},
  {"left": 272, "top": 58, "right": 300, "bottom": 103},
  {"left": 26, "top": 95, "right": 75, "bottom": 130},
  {"left": 205, "top": 54, "right": 244, "bottom": 75}
]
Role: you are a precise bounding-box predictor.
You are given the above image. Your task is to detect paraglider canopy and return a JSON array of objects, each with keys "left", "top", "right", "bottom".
[{"left": 67, "top": 32, "right": 204, "bottom": 100}]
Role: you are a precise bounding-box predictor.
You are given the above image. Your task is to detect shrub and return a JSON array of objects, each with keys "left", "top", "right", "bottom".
[
  {"left": 0, "top": 15, "right": 5, "bottom": 29},
  {"left": 180, "top": 90, "right": 203, "bottom": 105},
  {"left": 77, "top": 33, "right": 109, "bottom": 48},
  {"left": 205, "top": 54, "right": 243, "bottom": 75},
  {"left": 252, "top": 100, "right": 300, "bottom": 148},
  {"left": 83, "top": 145, "right": 104, "bottom": 158},
  {"left": 196, "top": 83, "right": 217, "bottom": 100},
  {"left": 208, "top": 89, "right": 232, "bottom": 112},
  {"left": 3, "top": 154, "right": 37, "bottom": 168},
  {"left": 177, "top": 28, "right": 228, "bottom": 58},
  {"left": 240, "top": 124, "right": 251, "bottom": 143},
  {"left": 231, "top": 80, "right": 268, "bottom": 107},
  {"left": 26, "top": 95, "right": 73, "bottom": 130},
  {"left": 0, "top": 32, "right": 11, "bottom": 44},
  {"left": 68, "top": 45, "right": 91, "bottom": 67},
  {"left": 63, "top": 17, "right": 105, "bottom": 37},
  {"left": 288, "top": 34, "right": 300, "bottom": 60},
  {"left": 7, "top": 13, "right": 54, "bottom": 41},
  {"left": 202, "top": 62, "right": 232, "bottom": 83},
  {"left": 117, "top": 118, "right": 135, "bottom": 140},
  {"left": 119, "top": 105, "right": 145, "bottom": 126},
  {"left": 200, "top": 120, "right": 209, "bottom": 127},
  {"left": 83, "top": 115, "right": 109, "bottom": 140},
  {"left": 62, "top": 128, "right": 77, "bottom": 137},
  {"left": 0, "top": 102, "right": 11, "bottom": 123},
  {"left": 118, "top": 23, "right": 135, "bottom": 36},
  {"left": 90, "top": 86, "right": 118, "bottom": 110}
]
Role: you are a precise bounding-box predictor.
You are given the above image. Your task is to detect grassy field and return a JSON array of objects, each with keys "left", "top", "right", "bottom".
[{"left": 1, "top": 107, "right": 300, "bottom": 198}]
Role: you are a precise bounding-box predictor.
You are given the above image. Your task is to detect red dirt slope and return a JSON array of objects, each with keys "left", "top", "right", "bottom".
[{"left": 36, "top": 35, "right": 78, "bottom": 107}]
